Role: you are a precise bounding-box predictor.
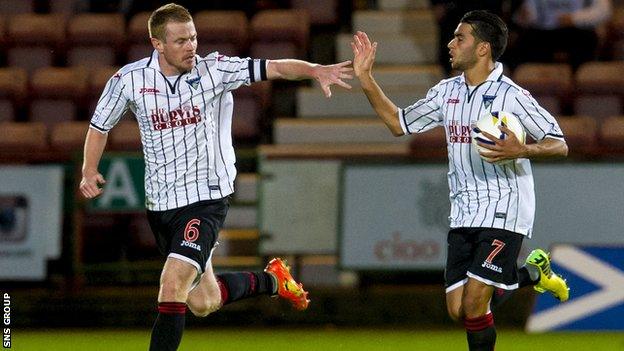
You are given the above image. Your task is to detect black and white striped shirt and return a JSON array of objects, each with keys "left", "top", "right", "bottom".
[
  {"left": 398, "top": 63, "right": 565, "bottom": 237},
  {"left": 90, "top": 50, "right": 267, "bottom": 211}
]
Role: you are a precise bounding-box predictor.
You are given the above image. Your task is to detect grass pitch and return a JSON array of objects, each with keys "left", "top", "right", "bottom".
[{"left": 13, "top": 328, "right": 623, "bottom": 350}]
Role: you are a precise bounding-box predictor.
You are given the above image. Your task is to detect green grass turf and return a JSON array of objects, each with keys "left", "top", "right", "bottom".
[{"left": 11, "top": 329, "right": 624, "bottom": 351}]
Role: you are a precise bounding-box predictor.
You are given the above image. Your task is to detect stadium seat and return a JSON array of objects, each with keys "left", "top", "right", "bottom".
[
  {"left": 67, "top": 14, "right": 125, "bottom": 67},
  {"left": 377, "top": 0, "right": 431, "bottom": 10},
  {"left": 607, "top": 6, "right": 624, "bottom": 59},
  {"left": 336, "top": 9, "right": 438, "bottom": 65},
  {"left": 194, "top": 11, "right": 248, "bottom": 57},
  {"left": 408, "top": 127, "right": 448, "bottom": 160},
  {"left": 231, "top": 81, "right": 271, "bottom": 140},
  {"left": 0, "top": 67, "right": 27, "bottom": 122},
  {"left": 109, "top": 119, "right": 142, "bottom": 151},
  {"left": 0, "top": 0, "right": 34, "bottom": 15},
  {"left": 250, "top": 9, "right": 310, "bottom": 59},
  {"left": 49, "top": 0, "right": 80, "bottom": 14},
  {"left": 290, "top": 0, "right": 338, "bottom": 26},
  {"left": 29, "top": 67, "right": 88, "bottom": 129},
  {"left": 273, "top": 118, "right": 404, "bottom": 144},
  {"left": 88, "top": 66, "right": 121, "bottom": 115},
  {"left": 556, "top": 115, "right": 599, "bottom": 157},
  {"left": 574, "top": 61, "right": 624, "bottom": 119},
  {"left": 0, "top": 121, "right": 47, "bottom": 151},
  {"left": 512, "top": 63, "right": 573, "bottom": 115},
  {"left": 599, "top": 115, "right": 624, "bottom": 154},
  {"left": 50, "top": 120, "right": 89, "bottom": 152},
  {"left": 127, "top": 12, "right": 153, "bottom": 62},
  {"left": 7, "top": 14, "right": 66, "bottom": 73}
]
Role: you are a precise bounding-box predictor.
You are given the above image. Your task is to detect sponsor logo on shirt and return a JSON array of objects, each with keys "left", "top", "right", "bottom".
[
  {"left": 447, "top": 98, "right": 460, "bottom": 104},
  {"left": 150, "top": 105, "right": 202, "bottom": 130},
  {"left": 140, "top": 87, "right": 160, "bottom": 94},
  {"left": 448, "top": 120, "right": 471, "bottom": 143}
]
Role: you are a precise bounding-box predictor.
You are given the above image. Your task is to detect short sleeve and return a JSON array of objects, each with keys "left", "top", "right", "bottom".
[
  {"left": 512, "top": 89, "right": 565, "bottom": 142},
  {"left": 216, "top": 55, "right": 267, "bottom": 92},
  {"left": 90, "top": 72, "right": 130, "bottom": 133},
  {"left": 399, "top": 84, "right": 445, "bottom": 134}
]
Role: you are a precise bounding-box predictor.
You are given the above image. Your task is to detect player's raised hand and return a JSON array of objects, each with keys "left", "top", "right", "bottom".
[
  {"left": 79, "top": 170, "right": 106, "bottom": 199},
  {"left": 351, "top": 31, "right": 378, "bottom": 78},
  {"left": 315, "top": 60, "right": 353, "bottom": 98},
  {"left": 476, "top": 125, "right": 527, "bottom": 163}
]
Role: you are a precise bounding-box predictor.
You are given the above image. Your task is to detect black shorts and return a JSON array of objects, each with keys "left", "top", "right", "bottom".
[
  {"left": 146, "top": 198, "right": 229, "bottom": 273},
  {"left": 445, "top": 227, "right": 524, "bottom": 292}
]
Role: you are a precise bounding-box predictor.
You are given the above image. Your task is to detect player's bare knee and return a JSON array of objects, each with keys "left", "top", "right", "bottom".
[
  {"left": 461, "top": 293, "right": 489, "bottom": 317},
  {"left": 159, "top": 280, "right": 190, "bottom": 302},
  {"left": 188, "top": 300, "right": 220, "bottom": 317},
  {"left": 447, "top": 305, "right": 462, "bottom": 322}
]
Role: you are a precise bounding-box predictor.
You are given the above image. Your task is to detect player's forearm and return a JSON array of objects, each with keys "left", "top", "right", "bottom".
[
  {"left": 522, "top": 138, "right": 568, "bottom": 160},
  {"left": 359, "top": 74, "right": 404, "bottom": 136},
  {"left": 266, "top": 59, "right": 318, "bottom": 81},
  {"left": 82, "top": 128, "right": 108, "bottom": 175}
]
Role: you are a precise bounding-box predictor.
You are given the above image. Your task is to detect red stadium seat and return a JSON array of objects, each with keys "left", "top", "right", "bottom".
[
  {"left": 0, "top": 0, "right": 34, "bottom": 15},
  {"left": 607, "top": 6, "right": 624, "bottom": 59},
  {"left": 513, "top": 63, "right": 573, "bottom": 115},
  {"left": 127, "top": 12, "right": 154, "bottom": 62},
  {"left": 599, "top": 115, "right": 624, "bottom": 155},
  {"left": 250, "top": 9, "right": 310, "bottom": 60},
  {"left": 194, "top": 11, "right": 249, "bottom": 57},
  {"left": 67, "top": 14, "right": 125, "bottom": 67},
  {"left": 291, "top": 0, "right": 339, "bottom": 26},
  {"left": 50, "top": 120, "right": 89, "bottom": 151},
  {"left": 109, "top": 120, "right": 142, "bottom": 151},
  {"left": 556, "top": 115, "right": 599, "bottom": 158},
  {"left": 574, "top": 61, "right": 624, "bottom": 119},
  {"left": 232, "top": 81, "right": 271, "bottom": 141},
  {"left": 29, "top": 67, "right": 89, "bottom": 128},
  {"left": 49, "top": 0, "right": 80, "bottom": 14},
  {"left": 7, "top": 14, "right": 66, "bottom": 73},
  {"left": 0, "top": 121, "right": 47, "bottom": 151},
  {"left": 0, "top": 67, "right": 27, "bottom": 122},
  {"left": 409, "top": 127, "right": 448, "bottom": 160}
]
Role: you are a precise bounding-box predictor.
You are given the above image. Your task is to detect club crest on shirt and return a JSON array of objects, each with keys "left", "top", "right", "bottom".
[
  {"left": 482, "top": 95, "right": 496, "bottom": 109},
  {"left": 185, "top": 76, "right": 201, "bottom": 90}
]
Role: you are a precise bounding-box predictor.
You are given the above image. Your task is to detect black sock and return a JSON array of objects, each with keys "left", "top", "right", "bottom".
[
  {"left": 149, "top": 302, "right": 186, "bottom": 351},
  {"left": 464, "top": 312, "right": 496, "bottom": 351},
  {"left": 491, "top": 266, "right": 538, "bottom": 308},
  {"left": 216, "top": 271, "right": 275, "bottom": 305},
  {"left": 519, "top": 266, "right": 539, "bottom": 287}
]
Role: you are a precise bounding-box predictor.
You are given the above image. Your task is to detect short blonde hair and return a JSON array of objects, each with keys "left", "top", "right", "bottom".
[{"left": 148, "top": 3, "right": 192, "bottom": 41}]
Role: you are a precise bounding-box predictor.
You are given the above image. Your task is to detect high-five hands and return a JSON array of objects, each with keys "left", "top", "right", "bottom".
[
  {"left": 316, "top": 60, "right": 353, "bottom": 98},
  {"left": 351, "top": 31, "right": 378, "bottom": 78}
]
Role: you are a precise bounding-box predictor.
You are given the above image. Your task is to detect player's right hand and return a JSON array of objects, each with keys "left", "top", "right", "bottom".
[
  {"left": 79, "top": 170, "right": 106, "bottom": 199},
  {"left": 351, "top": 31, "right": 377, "bottom": 78}
]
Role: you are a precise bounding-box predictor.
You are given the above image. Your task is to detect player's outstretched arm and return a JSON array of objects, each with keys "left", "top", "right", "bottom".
[
  {"left": 351, "top": 31, "right": 403, "bottom": 136},
  {"left": 266, "top": 59, "right": 353, "bottom": 98},
  {"left": 79, "top": 128, "right": 108, "bottom": 199}
]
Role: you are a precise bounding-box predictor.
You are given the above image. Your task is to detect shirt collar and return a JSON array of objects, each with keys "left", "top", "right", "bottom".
[
  {"left": 147, "top": 50, "right": 161, "bottom": 70},
  {"left": 458, "top": 62, "right": 504, "bottom": 85}
]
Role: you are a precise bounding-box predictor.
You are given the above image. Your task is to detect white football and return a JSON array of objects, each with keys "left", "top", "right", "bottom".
[{"left": 471, "top": 111, "right": 526, "bottom": 165}]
